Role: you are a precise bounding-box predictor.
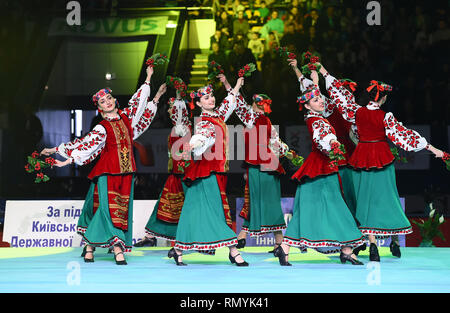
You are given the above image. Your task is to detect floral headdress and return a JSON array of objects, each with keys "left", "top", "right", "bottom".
[
  {"left": 189, "top": 85, "right": 214, "bottom": 110},
  {"left": 92, "top": 88, "right": 112, "bottom": 104},
  {"left": 366, "top": 80, "right": 393, "bottom": 101},
  {"left": 253, "top": 94, "right": 272, "bottom": 114},
  {"left": 296, "top": 87, "right": 321, "bottom": 111}
]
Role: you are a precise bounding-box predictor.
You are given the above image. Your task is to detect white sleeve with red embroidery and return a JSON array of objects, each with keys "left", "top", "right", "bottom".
[
  {"left": 268, "top": 125, "right": 289, "bottom": 156},
  {"left": 311, "top": 119, "right": 337, "bottom": 154},
  {"left": 384, "top": 113, "right": 428, "bottom": 152},
  {"left": 56, "top": 125, "right": 107, "bottom": 166},
  {"left": 124, "top": 83, "right": 151, "bottom": 124},
  {"left": 132, "top": 100, "right": 157, "bottom": 140},
  {"left": 234, "top": 92, "right": 258, "bottom": 128},
  {"left": 214, "top": 91, "right": 237, "bottom": 122},
  {"left": 299, "top": 75, "right": 334, "bottom": 118},
  {"left": 190, "top": 120, "right": 216, "bottom": 156},
  {"left": 171, "top": 99, "right": 191, "bottom": 137},
  {"left": 324, "top": 73, "right": 360, "bottom": 123},
  {"left": 298, "top": 75, "right": 315, "bottom": 92}
]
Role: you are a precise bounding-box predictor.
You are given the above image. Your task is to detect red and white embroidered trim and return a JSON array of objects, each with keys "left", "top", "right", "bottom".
[
  {"left": 359, "top": 227, "right": 412, "bottom": 237},
  {"left": 77, "top": 227, "right": 132, "bottom": 252},
  {"left": 174, "top": 238, "right": 238, "bottom": 251},
  {"left": 241, "top": 225, "right": 287, "bottom": 238},
  {"left": 282, "top": 236, "right": 365, "bottom": 250}
]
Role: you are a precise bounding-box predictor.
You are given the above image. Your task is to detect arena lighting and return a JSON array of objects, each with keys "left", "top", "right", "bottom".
[{"left": 105, "top": 72, "right": 116, "bottom": 80}]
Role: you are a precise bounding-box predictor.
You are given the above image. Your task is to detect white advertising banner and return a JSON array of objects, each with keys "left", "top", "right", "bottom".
[{"left": 3, "top": 200, "right": 160, "bottom": 248}]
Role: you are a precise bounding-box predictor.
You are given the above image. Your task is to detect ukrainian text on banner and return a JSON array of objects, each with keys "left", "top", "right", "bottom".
[
  {"left": 3, "top": 200, "right": 158, "bottom": 248},
  {"left": 235, "top": 197, "right": 406, "bottom": 248},
  {"left": 48, "top": 16, "right": 168, "bottom": 37}
]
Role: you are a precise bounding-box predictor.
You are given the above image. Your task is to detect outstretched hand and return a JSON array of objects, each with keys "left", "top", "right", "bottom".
[
  {"left": 217, "top": 74, "right": 231, "bottom": 90},
  {"left": 233, "top": 77, "right": 244, "bottom": 94},
  {"left": 40, "top": 147, "right": 56, "bottom": 156},
  {"left": 53, "top": 159, "right": 72, "bottom": 168}
]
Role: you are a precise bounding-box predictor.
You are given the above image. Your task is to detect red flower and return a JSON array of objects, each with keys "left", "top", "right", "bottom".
[
  {"left": 31, "top": 151, "right": 39, "bottom": 158},
  {"left": 36, "top": 172, "right": 44, "bottom": 179},
  {"left": 35, "top": 162, "right": 41, "bottom": 171},
  {"left": 310, "top": 56, "right": 320, "bottom": 64},
  {"left": 288, "top": 52, "right": 296, "bottom": 59},
  {"left": 238, "top": 69, "right": 245, "bottom": 77},
  {"left": 307, "top": 63, "right": 316, "bottom": 70}
]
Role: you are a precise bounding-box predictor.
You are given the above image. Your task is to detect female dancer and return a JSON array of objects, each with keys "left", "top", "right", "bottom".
[
  {"left": 275, "top": 84, "right": 365, "bottom": 266},
  {"left": 289, "top": 58, "right": 357, "bottom": 217},
  {"left": 141, "top": 92, "right": 192, "bottom": 244},
  {"left": 41, "top": 66, "right": 166, "bottom": 265},
  {"left": 169, "top": 75, "right": 249, "bottom": 266},
  {"left": 318, "top": 63, "right": 445, "bottom": 261},
  {"left": 233, "top": 90, "right": 293, "bottom": 252}
]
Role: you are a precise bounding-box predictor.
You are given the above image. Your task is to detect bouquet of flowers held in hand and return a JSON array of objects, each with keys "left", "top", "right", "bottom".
[
  {"left": 273, "top": 46, "right": 297, "bottom": 61},
  {"left": 207, "top": 61, "right": 225, "bottom": 81},
  {"left": 300, "top": 51, "right": 321, "bottom": 75},
  {"left": 238, "top": 63, "right": 256, "bottom": 78},
  {"left": 287, "top": 150, "right": 304, "bottom": 167},
  {"left": 412, "top": 203, "right": 445, "bottom": 246},
  {"left": 24, "top": 151, "right": 55, "bottom": 183},
  {"left": 391, "top": 147, "right": 408, "bottom": 163},
  {"left": 166, "top": 76, "right": 187, "bottom": 99},
  {"left": 145, "top": 52, "right": 169, "bottom": 68},
  {"left": 442, "top": 151, "right": 450, "bottom": 171},
  {"left": 176, "top": 143, "right": 192, "bottom": 173},
  {"left": 328, "top": 142, "right": 346, "bottom": 169}
]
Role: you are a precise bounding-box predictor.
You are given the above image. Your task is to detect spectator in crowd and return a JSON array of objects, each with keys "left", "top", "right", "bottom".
[
  {"left": 248, "top": 31, "right": 265, "bottom": 60},
  {"left": 217, "top": 10, "right": 233, "bottom": 35},
  {"left": 265, "top": 31, "right": 280, "bottom": 52},
  {"left": 228, "top": 40, "right": 256, "bottom": 77},
  {"left": 304, "top": 8, "right": 320, "bottom": 29},
  {"left": 257, "top": 1, "right": 270, "bottom": 21},
  {"left": 233, "top": 10, "right": 250, "bottom": 37},
  {"left": 208, "top": 41, "right": 229, "bottom": 74},
  {"left": 260, "top": 10, "right": 284, "bottom": 39},
  {"left": 210, "top": 29, "right": 228, "bottom": 51}
]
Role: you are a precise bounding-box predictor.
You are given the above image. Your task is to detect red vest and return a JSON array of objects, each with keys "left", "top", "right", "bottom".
[
  {"left": 184, "top": 116, "right": 229, "bottom": 182},
  {"left": 88, "top": 112, "right": 136, "bottom": 180},
  {"left": 348, "top": 107, "right": 394, "bottom": 170},
  {"left": 291, "top": 116, "right": 339, "bottom": 183},
  {"left": 244, "top": 115, "right": 285, "bottom": 174}
]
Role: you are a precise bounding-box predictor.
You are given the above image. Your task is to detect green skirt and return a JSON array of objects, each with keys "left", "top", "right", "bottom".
[
  {"left": 351, "top": 164, "right": 412, "bottom": 237},
  {"left": 283, "top": 173, "right": 365, "bottom": 253},
  {"left": 174, "top": 174, "right": 238, "bottom": 252},
  {"left": 241, "top": 167, "right": 286, "bottom": 237},
  {"left": 144, "top": 182, "right": 187, "bottom": 242},
  {"left": 77, "top": 175, "right": 135, "bottom": 252},
  {"left": 339, "top": 166, "right": 357, "bottom": 218}
]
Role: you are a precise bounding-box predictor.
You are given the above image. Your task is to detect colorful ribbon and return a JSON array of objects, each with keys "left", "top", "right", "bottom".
[{"left": 366, "top": 80, "right": 392, "bottom": 101}]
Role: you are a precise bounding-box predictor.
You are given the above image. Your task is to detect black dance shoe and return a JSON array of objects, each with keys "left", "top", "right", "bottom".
[
  {"left": 236, "top": 238, "right": 246, "bottom": 249},
  {"left": 229, "top": 252, "right": 249, "bottom": 266},
  {"left": 352, "top": 243, "right": 367, "bottom": 256},
  {"left": 81, "top": 245, "right": 95, "bottom": 262},
  {"left": 268, "top": 243, "right": 282, "bottom": 254},
  {"left": 390, "top": 241, "right": 401, "bottom": 258},
  {"left": 134, "top": 237, "right": 157, "bottom": 247},
  {"left": 168, "top": 248, "right": 187, "bottom": 266},
  {"left": 274, "top": 246, "right": 292, "bottom": 266},
  {"left": 114, "top": 251, "right": 127, "bottom": 265},
  {"left": 369, "top": 243, "right": 380, "bottom": 262},
  {"left": 340, "top": 252, "right": 364, "bottom": 265}
]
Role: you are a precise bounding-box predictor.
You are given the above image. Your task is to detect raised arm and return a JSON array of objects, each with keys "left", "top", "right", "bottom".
[
  {"left": 214, "top": 75, "right": 244, "bottom": 122},
  {"left": 320, "top": 64, "right": 360, "bottom": 123},
  {"left": 132, "top": 83, "right": 167, "bottom": 140},
  {"left": 234, "top": 91, "right": 260, "bottom": 128}
]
